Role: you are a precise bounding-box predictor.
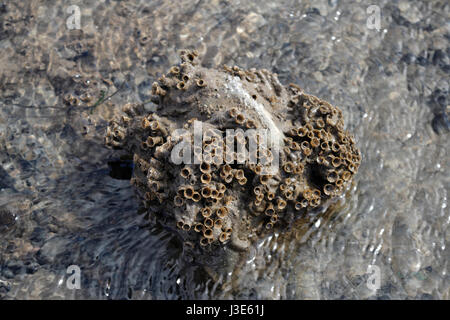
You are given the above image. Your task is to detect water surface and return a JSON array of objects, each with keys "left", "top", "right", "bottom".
[{"left": 0, "top": 0, "right": 448, "bottom": 299}]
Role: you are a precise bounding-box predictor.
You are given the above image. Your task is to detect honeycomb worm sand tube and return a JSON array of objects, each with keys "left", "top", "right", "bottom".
[{"left": 105, "top": 49, "right": 361, "bottom": 263}]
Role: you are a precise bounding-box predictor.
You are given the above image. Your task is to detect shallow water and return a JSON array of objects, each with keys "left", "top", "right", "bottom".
[{"left": 0, "top": 0, "right": 449, "bottom": 299}]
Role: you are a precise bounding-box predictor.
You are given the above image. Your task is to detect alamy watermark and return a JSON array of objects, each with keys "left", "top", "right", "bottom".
[
  {"left": 66, "top": 265, "right": 81, "bottom": 290},
  {"left": 66, "top": 5, "right": 81, "bottom": 30},
  {"left": 170, "top": 120, "right": 280, "bottom": 175},
  {"left": 366, "top": 5, "right": 381, "bottom": 31},
  {"left": 366, "top": 265, "right": 381, "bottom": 292}
]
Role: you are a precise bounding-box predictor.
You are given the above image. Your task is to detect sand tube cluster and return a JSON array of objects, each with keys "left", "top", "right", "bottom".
[{"left": 105, "top": 49, "right": 361, "bottom": 252}]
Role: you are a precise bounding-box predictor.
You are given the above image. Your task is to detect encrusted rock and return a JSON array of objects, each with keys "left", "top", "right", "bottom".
[{"left": 105, "top": 49, "right": 361, "bottom": 254}]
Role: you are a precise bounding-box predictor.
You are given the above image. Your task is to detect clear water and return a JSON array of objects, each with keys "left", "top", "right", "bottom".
[{"left": 0, "top": 0, "right": 448, "bottom": 299}]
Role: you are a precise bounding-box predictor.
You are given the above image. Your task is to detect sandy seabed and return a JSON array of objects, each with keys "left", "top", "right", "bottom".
[{"left": 0, "top": 0, "right": 448, "bottom": 299}]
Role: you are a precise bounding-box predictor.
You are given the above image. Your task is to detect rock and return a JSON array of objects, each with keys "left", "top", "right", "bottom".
[
  {"left": 0, "top": 207, "right": 16, "bottom": 228},
  {"left": 36, "top": 236, "right": 72, "bottom": 265},
  {"left": 104, "top": 49, "right": 361, "bottom": 259}
]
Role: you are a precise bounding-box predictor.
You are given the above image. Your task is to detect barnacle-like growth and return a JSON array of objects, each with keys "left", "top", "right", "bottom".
[{"left": 105, "top": 49, "right": 361, "bottom": 253}]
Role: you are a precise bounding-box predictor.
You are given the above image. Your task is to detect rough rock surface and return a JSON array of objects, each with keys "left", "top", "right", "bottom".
[{"left": 105, "top": 50, "right": 361, "bottom": 254}]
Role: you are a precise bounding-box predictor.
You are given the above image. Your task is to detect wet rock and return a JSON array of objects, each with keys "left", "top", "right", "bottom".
[
  {"left": 0, "top": 207, "right": 16, "bottom": 228},
  {"left": 3, "top": 259, "right": 25, "bottom": 276},
  {"left": 36, "top": 236, "right": 72, "bottom": 265},
  {"left": 0, "top": 279, "right": 11, "bottom": 298},
  {"left": 432, "top": 49, "right": 448, "bottom": 68},
  {"left": 432, "top": 112, "right": 450, "bottom": 134},
  {"left": 236, "top": 12, "right": 267, "bottom": 37},
  {"left": 428, "top": 87, "right": 449, "bottom": 134},
  {"left": 104, "top": 50, "right": 361, "bottom": 258},
  {"left": 418, "top": 293, "right": 434, "bottom": 300},
  {"left": 25, "top": 261, "right": 39, "bottom": 275},
  {"left": 30, "top": 226, "right": 47, "bottom": 243},
  {"left": 401, "top": 53, "right": 416, "bottom": 65},
  {"left": 0, "top": 166, "right": 15, "bottom": 190}
]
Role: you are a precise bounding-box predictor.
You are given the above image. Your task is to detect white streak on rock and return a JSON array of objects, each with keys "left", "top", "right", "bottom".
[{"left": 224, "top": 75, "right": 285, "bottom": 145}]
